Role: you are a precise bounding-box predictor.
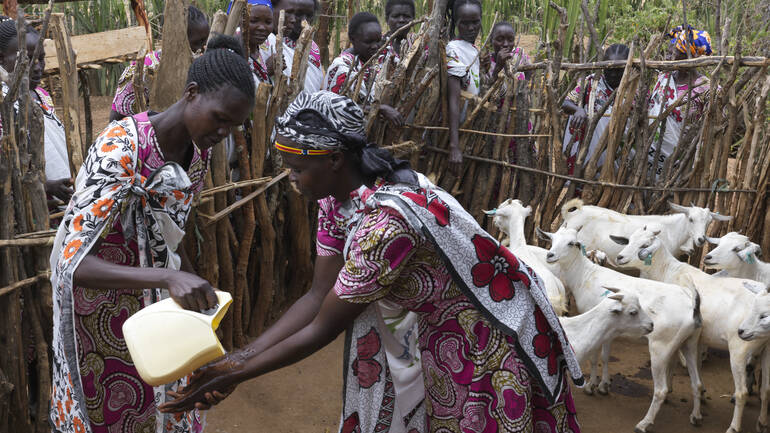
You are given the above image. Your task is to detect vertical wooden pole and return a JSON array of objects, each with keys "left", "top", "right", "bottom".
[
  {"left": 50, "top": 13, "right": 85, "bottom": 175},
  {"left": 149, "top": 0, "right": 191, "bottom": 111}
]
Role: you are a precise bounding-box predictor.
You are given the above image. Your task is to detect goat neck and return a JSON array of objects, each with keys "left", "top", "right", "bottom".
[
  {"left": 639, "top": 245, "right": 681, "bottom": 280},
  {"left": 560, "top": 306, "right": 617, "bottom": 363}
]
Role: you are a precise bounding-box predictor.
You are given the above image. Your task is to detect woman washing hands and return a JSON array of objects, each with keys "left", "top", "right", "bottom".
[{"left": 160, "top": 91, "right": 582, "bottom": 433}]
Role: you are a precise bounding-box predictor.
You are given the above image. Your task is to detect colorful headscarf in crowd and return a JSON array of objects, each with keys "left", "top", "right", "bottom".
[
  {"left": 227, "top": 0, "right": 272, "bottom": 14},
  {"left": 669, "top": 25, "right": 712, "bottom": 57}
]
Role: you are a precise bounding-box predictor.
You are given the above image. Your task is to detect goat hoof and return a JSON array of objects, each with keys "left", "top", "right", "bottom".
[
  {"left": 583, "top": 385, "right": 595, "bottom": 396},
  {"left": 598, "top": 383, "right": 610, "bottom": 395},
  {"left": 756, "top": 421, "right": 768, "bottom": 433},
  {"left": 690, "top": 414, "right": 703, "bottom": 426},
  {"left": 727, "top": 427, "right": 741, "bottom": 433},
  {"left": 634, "top": 425, "right": 649, "bottom": 433}
]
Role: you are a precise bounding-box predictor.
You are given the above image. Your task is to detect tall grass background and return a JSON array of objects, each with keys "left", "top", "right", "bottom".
[{"left": 26, "top": 0, "right": 770, "bottom": 96}]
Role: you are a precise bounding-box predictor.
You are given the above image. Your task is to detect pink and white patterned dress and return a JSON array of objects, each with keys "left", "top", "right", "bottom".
[
  {"left": 111, "top": 51, "right": 162, "bottom": 118},
  {"left": 318, "top": 178, "right": 581, "bottom": 433}
]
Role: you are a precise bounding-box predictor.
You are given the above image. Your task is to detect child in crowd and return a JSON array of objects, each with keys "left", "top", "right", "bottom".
[
  {"left": 446, "top": 0, "right": 482, "bottom": 170},
  {"left": 325, "top": 12, "right": 402, "bottom": 125},
  {"left": 562, "top": 43, "right": 629, "bottom": 174}
]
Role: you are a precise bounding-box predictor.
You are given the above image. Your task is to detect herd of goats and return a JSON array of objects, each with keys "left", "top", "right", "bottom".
[{"left": 483, "top": 198, "right": 770, "bottom": 433}]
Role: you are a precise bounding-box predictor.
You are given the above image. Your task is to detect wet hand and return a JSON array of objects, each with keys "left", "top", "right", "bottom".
[
  {"left": 378, "top": 105, "right": 404, "bottom": 127},
  {"left": 164, "top": 271, "right": 218, "bottom": 312},
  {"left": 158, "top": 354, "right": 243, "bottom": 413}
]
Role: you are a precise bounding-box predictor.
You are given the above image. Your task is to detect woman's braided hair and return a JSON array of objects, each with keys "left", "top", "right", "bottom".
[
  {"left": 187, "top": 34, "right": 255, "bottom": 103},
  {"left": 447, "top": 0, "right": 482, "bottom": 39}
]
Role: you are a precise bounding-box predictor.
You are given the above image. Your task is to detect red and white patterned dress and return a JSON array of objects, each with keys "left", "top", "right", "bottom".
[{"left": 318, "top": 180, "right": 581, "bottom": 433}]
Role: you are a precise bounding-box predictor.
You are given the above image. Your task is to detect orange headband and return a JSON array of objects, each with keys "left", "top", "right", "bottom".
[{"left": 274, "top": 142, "right": 333, "bottom": 156}]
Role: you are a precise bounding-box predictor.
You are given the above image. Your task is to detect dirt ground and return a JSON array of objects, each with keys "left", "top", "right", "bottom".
[
  {"left": 78, "top": 90, "right": 755, "bottom": 433},
  {"left": 205, "top": 336, "right": 762, "bottom": 433}
]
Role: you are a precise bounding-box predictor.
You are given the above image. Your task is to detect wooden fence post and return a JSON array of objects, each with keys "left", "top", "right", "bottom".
[
  {"left": 149, "top": 0, "right": 191, "bottom": 111},
  {"left": 50, "top": 13, "right": 84, "bottom": 175}
]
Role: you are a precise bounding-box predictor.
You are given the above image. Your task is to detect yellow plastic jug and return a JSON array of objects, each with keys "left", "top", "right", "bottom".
[{"left": 123, "top": 290, "right": 232, "bottom": 386}]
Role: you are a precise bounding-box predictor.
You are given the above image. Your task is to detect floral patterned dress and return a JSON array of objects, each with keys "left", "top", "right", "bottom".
[
  {"left": 319, "top": 177, "right": 581, "bottom": 433},
  {"left": 49, "top": 112, "right": 210, "bottom": 433}
]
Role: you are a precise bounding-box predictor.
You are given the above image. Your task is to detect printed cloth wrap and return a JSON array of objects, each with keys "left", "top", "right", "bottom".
[
  {"left": 338, "top": 173, "right": 583, "bottom": 432},
  {"left": 446, "top": 39, "right": 480, "bottom": 96},
  {"left": 325, "top": 51, "right": 377, "bottom": 102},
  {"left": 48, "top": 117, "right": 202, "bottom": 433},
  {"left": 668, "top": 25, "right": 712, "bottom": 57}
]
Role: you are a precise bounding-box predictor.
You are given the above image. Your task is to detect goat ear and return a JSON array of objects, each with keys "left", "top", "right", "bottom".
[
  {"left": 483, "top": 209, "right": 497, "bottom": 216},
  {"left": 525, "top": 205, "right": 532, "bottom": 215},
  {"left": 753, "top": 244, "right": 763, "bottom": 258},
  {"left": 706, "top": 236, "right": 721, "bottom": 245},
  {"left": 610, "top": 235, "right": 629, "bottom": 245},
  {"left": 669, "top": 201, "right": 689, "bottom": 213},
  {"left": 711, "top": 212, "right": 733, "bottom": 222},
  {"left": 536, "top": 228, "right": 552, "bottom": 242}
]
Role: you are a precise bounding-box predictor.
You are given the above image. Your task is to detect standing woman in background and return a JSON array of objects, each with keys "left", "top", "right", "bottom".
[
  {"left": 647, "top": 25, "right": 712, "bottom": 179},
  {"left": 48, "top": 35, "right": 254, "bottom": 433},
  {"left": 445, "top": 0, "right": 482, "bottom": 171},
  {"left": 561, "top": 44, "right": 629, "bottom": 175},
  {"left": 377, "top": 0, "right": 417, "bottom": 69},
  {"left": 110, "top": 6, "right": 210, "bottom": 121},
  {"left": 0, "top": 19, "right": 73, "bottom": 207},
  {"left": 263, "top": 0, "right": 323, "bottom": 92},
  {"left": 243, "top": 0, "right": 275, "bottom": 84}
]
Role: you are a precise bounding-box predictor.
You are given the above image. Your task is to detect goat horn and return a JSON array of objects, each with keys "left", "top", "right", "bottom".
[{"left": 603, "top": 286, "right": 621, "bottom": 293}]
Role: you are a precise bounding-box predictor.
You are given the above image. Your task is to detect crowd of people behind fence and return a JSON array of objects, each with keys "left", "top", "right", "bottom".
[{"left": 0, "top": 1, "right": 724, "bottom": 432}]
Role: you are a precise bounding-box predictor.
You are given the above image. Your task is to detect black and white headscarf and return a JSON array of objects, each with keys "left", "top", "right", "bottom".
[
  {"left": 275, "top": 91, "right": 418, "bottom": 185},
  {"left": 275, "top": 91, "right": 367, "bottom": 150}
]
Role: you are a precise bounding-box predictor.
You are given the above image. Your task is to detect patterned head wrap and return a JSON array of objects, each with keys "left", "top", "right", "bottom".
[
  {"left": 275, "top": 91, "right": 418, "bottom": 185},
  {"left": 227, "top": 0, "right": 272, "bottom": 14},
  {"left": 275, "top": 91, "right": 367, "bottom": 151},
  {"left": 668, "top": 25, "right": 712, "bottom": 57}
]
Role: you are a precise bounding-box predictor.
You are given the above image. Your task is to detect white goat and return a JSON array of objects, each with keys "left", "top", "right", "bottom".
[
  {"left": 705, "top": 232, "right": 770, "bottom": 289},
  {"left": 614, "top": 225, "right": 770, "bottom": 433},
  {"left": 485, "top": 199, "right": 568, "bottom": 314},
  {"left": 560, "top": 288, "right": 654, "bottom": 364},
  {"left": 538, "top": 227, "right": 704, "bottom": 433},
  {"left": 560, "top": 198, "right": 732, "bottom": 259}
]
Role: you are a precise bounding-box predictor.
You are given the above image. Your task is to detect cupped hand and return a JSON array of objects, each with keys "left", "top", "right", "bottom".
[
  {"left": 378, "top": 105, "right": 404, "bottom": 127},
  {"left": 158, "top": 353, "right": 243, "bottom": 413},
  {"left": 164, "top": 271, "right": 217, "bottom": 312}
]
